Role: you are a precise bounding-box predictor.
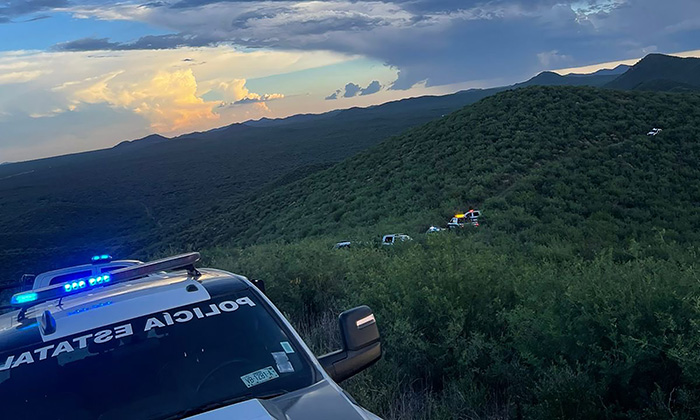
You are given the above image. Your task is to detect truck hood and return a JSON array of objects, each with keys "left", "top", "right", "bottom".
[{"left": 184, "top": 380, "right": 381, "bottom": 420}]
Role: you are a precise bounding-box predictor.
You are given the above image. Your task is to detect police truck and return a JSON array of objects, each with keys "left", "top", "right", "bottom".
[{"left": 0, "top": 253, "right": 383, "bottom": 419}]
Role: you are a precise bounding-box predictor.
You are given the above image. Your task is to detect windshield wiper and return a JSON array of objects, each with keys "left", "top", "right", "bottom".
[{"left": 161, "top": 390, "right": 287, "bottom": 420}]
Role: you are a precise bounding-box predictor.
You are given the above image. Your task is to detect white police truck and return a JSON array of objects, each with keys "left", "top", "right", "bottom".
[{"left": 0, "top": 253, "right": 383, "bottom": 419}]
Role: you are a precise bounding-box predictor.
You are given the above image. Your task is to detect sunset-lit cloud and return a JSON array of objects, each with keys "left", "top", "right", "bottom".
[
  {"left": 69, "top": 68, "right": 219, "bottom": 133},
  {"left": 217, "top": 79, "right": 284, "bottom": 106},
  {"left": 0, "top": 45, "right": 359, "bottom": 129}
]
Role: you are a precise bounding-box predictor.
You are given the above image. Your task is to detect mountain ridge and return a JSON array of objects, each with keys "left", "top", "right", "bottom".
[{"left": 606, "top": 53, "right": 700, "bottom": 91}]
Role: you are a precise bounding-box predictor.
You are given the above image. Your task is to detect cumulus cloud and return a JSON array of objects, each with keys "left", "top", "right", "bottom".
[
  {"left": 234, "top": 93, "right": 284, "bottom": 104},
  {"left": 343, "top": 82, "right": 362, "bottom": 98},
  {"left": 216, "top": 78, "right": 284, "bottom": 107},
  {"left": 68, "top": 68, "right": 219, "bottom": 133},
  {"left": 327, "top": 80, "right": 383, "bottom": 99}
]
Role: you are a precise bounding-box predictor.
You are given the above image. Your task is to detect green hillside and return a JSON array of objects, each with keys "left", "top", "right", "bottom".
[
  {"left": 606, "top": 54, "right": 700, "bottom": 92},
  {"left": 192, "top": 86, "right": 700, "bottom": 418},
  {"left": 188, "top": 86, "right": 700, "bottom": 253}
]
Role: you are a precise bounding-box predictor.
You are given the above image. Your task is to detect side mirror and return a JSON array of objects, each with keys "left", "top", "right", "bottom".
[{"left": 318, "top": 305, "right": 381, "bottom": 383}]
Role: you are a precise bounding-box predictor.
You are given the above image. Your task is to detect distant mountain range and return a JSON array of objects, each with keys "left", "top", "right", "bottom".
[
  {"left": 109, "top": 54, "right": 697, "bottom": 154},
  {"left": 107, "top": 61, "right": 635, "bottom": 153}
]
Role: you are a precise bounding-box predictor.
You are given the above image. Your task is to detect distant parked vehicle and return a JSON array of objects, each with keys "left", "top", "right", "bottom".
[
  {"left": 334, "top": 241, "right": 352, "bottom": 249},
  {"left": 426, "top": 226, "right": 445, "bottom": 233},
  {"left": 382, "top": 234, "right": 412, "bottom": 245},
  {"left": 647, "top": 128, "right": 663, "bottom": 136},
  {"left": 447, "top": 210, "right": 481, "bottom": 229}
]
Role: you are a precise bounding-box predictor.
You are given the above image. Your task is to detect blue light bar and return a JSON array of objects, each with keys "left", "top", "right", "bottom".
[
  {"left": 11, "top": 252, "right": 200, "bottom": 310},
  {"left": 14, "top": 274, "right": 113, "bottom": 308},
  {"left": 11, "top": 292, "right": 38, "bottom": 305},
  {"left": 91, "top": 254, "right": 113, "bottom": 264},
  {"left": 64, "top": 275, "right": 110, "bottom": 292}
]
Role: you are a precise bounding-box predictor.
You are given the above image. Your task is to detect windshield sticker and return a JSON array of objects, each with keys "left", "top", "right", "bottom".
[
  {"left": 240, "top": 366, "right": 279, "bottom": 388},
  {"left": 280, "top": 341, "right": 294, "bottom": 354},
  {"left": 271, "top": 351, "right": 294, "bottom": 373},
  {"left": 0, "top": 297, "right": 257, "bottom": 374}
]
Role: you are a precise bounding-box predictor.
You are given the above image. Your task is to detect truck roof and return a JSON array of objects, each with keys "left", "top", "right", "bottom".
[{"left": 0, "top": 265, "right": 253, "bottom": 356}]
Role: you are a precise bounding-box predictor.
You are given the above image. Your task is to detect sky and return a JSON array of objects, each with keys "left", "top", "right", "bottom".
[{"left": 0, "top": 0, "right": 698, "bottom": 162}]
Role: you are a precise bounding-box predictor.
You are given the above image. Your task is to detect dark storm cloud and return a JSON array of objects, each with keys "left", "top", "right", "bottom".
[
  {"left": 52, "top": 33, "right": 217, "bottom": 51},
  {"left": 47, "top": 0, "right": 700, "bottom": 89},
  {"left": 52, "top": 37, "right": 120, "bottom": 51},
  {"left": 0, "top": 0, "right": 67, "bottom": 23}
]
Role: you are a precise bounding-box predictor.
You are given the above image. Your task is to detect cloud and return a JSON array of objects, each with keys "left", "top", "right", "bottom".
[
  {"left": 21, "top": 15, "right": 52, "bottom": 22},
  {"left": 69, "top": 68, "right": 219, "bottom": 133},
  {"left": 360, "top": 80, "right": 381, "bottom": 96},
  {"left": 52, "top": 34, "right": 219, "bottom": 51},
  {"left": 0, "top": 69, "right": 50, "bottom": 85},
  {"left": 343, "top": 82, "right": 362, "bottom": 98},
  {"left": 216, "top": 78, "right": 284, "bottom": 106},
  {"left": 234, "top": 93, "right": 284, "bottom": 104},
  {"left": 325, "top": 89, "right": 341, "bottom": 100},
  {"left": 56, "top": 0, "right": 700, "bottom": 90},
  {"left": 0, "top": 0, "right": 67, "bottom": 24},
  {"left": 52, "top": 37, "right": 119, "bottom": 52},
  {"left": 29, "top": 108, "right": 67, "bottom": 118},
  {"left": 327, "top": 80, "right": 383, "bottom": 99}
]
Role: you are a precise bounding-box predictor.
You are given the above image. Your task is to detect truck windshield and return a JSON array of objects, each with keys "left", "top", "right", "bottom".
[{"left": 0, "top": 291, "right": 318, "bottom": 420}]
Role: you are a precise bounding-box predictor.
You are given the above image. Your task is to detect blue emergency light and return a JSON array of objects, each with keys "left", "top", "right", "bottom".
[
  {"left": 91, "top": 254, "right": 113, "bottom": 263},
  {"left": 11, "top": 292, "right": 38, "bottom": 305},
  {"left": 10, "top": 253, "right": 201, "bottom": 310}
]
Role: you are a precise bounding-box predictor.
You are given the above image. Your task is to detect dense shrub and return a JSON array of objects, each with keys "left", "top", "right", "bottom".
[{"left": 204, "top": 234, "right": 700, "bottom": 419}]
